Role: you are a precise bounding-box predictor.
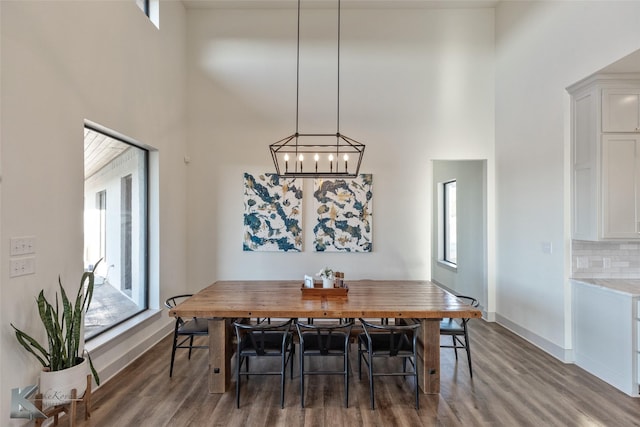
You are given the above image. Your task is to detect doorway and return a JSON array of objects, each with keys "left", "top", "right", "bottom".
[{"left": 431, "top": 160, "right": 487, "bottom": 307}]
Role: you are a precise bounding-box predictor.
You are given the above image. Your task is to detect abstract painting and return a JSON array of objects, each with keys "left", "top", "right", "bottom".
[
  {"left": 243, "top": 173, "right": 303, "bottom": 252},
  {"left": 313, "top": 174, "right": 373, "bottom": 252}
]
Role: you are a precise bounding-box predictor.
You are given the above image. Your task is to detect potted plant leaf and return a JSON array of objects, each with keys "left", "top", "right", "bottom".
[{"left": 11, "top": 261, "right": 101, "bottom": 407}]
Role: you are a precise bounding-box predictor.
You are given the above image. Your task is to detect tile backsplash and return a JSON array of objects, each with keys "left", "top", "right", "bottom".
[{"left": 572, "top": 240, "right": 640, "bottom": 279}]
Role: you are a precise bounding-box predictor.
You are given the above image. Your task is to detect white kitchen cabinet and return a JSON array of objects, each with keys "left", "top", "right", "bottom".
[
  {"left": 569, "top": 74, "right": 640, "bottom": 240},
  {"left": 602, "top": 89, "right": 640, "bottom": 132},
  {"left": 572, "top": 280, "right": 639, "bottom": 397},
  {"left": 601, "top": 135, "right": 640, "bottom": 238}
]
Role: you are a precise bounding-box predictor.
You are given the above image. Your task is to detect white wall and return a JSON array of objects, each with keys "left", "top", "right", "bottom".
[
  {"left": 186, "top": 6, "right": 495, "bottom": 288},
  {"left": 495, "top": 1, "right": 640, "bottom": 359},
  {"left": 0, "top": 1, "right": 188, "bottom": 423}
]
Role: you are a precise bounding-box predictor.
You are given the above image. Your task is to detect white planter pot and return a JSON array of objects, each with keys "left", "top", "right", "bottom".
[
  {"left": 39, "top": 357, "right": 88, "bottom": 408},
  {"left": 322, "top": 277, "right": 334, "bottom": 288}
]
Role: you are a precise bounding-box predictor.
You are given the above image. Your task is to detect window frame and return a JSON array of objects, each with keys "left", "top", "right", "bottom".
[
  {"left": 442, "top": 179, "right": 457, "bottom": 266},
  {"left": 135, "top": 0, "right": 150, "bottom": 17},
  {"left": 135, "top": 0, "right": 159, "bottom": 28},
  {"left": 84, "top": 123, "right": 150, "bottom": 340}
]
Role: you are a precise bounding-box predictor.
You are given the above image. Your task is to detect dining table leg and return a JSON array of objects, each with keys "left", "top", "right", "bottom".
[
  {"left": 208, "top": 318, "right": 232, "bottom": 393},
  {"left": 417, "top": 318, "right": 440, "bottom": 394}
]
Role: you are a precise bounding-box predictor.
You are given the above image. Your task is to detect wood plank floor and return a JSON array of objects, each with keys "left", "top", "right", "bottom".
[{"left": 66, "top": 319, "right": 639, "bottom": 426}]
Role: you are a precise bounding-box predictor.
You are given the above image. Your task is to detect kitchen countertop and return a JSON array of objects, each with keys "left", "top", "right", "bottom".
[{"left": 571, "top": 278, "right": 640, "bottom": 297}]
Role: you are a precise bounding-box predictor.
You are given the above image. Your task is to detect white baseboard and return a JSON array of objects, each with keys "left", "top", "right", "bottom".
[{"left": 495, "top": 313, "right": 573, "bottom": 363}]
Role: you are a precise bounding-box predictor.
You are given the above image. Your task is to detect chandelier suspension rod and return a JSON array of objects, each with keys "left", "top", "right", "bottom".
[
  {"left": 337, "top": 0, "right": 341, "bottom": 135},
  {"left": 295, "top": 0, "right": 301, "bottom": 135},
  {"left": 295, "top": 0, "right": 342, "bottom": 136}
]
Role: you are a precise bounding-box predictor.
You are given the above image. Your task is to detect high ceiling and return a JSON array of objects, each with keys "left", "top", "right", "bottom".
[
  {"left": 181, "top": 0, "right": 640, "bottom": 74},
  {"left": 182, "top": 0, "right": 499, "bottom": 9}
]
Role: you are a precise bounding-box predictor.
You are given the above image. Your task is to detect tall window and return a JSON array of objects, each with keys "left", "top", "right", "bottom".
[
  {"left": 443, "top": 180, "right": 457, "bottom": 265},
  {"left": 84, "top": 125, "right": 148, "bottom": 339}
]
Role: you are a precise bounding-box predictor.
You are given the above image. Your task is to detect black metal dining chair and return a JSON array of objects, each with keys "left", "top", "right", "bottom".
[
  {"left": 440, "top": 295, "right": 479, "bottom": 377},
  {"left": 357, "top": 318, "right": 421, "bottom": 409},
  {"left": 295, "top": 319, "right": 354, "bottom": 408},
  {"left": 164, "top": 294, "right": 208, "bottom": 377},
  {"left": 233, "top": 318, "right": 296, "bottom": 408}
]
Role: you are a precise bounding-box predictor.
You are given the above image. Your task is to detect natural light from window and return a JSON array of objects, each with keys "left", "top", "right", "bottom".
[
  {"left": 83, "top": 125, "right": 148, "bottom": 339},
  {"left": 443, "top": 180, "right": 457, "bottom": 265}
]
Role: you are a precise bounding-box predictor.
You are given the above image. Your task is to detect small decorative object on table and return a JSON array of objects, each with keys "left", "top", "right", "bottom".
[
  {"left": 334, "top": 271, "right": 345, "bottom": 288},
  {"left": 300, "top": 284, "right": 348, "bottom": 297},
  {"left": 302, "top": 268, "right": 348, "bottom": 297},
  {"left": 304, "top": 275, "right": 314, "bottom": 288},
  {"left": 317, "top": 267, "right": 335, "bottom": 288}
]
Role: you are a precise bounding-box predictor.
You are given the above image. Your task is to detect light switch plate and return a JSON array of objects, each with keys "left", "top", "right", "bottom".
[{"left": 10, "top": 236, "right": 35, "bottom": 256}]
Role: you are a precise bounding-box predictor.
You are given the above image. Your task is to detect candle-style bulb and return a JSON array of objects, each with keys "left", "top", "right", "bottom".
[
  {"left": 284, "top": 154, "right": 289, "bottom": 161},
  {"left": 344, "top": 154, "right": 348, "bottom": 172},
  {"left": 284, "top": 154, "right": 289, "bottom": 173},
  {"left": 299, "top": 154, "right": 304, "bottom": 162}
]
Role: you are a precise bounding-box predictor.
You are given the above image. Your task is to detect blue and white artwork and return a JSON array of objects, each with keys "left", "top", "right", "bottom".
[
  {"left": 313, "top": 174, "right": 373, "bottom": 252},
  {"left": 243, "top": 173, "right": 303, "bottom": 252}
]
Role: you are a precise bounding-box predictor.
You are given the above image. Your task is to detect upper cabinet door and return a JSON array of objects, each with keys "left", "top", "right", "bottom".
[
  {"left": 601, "top": 134, "right": 640, "bottom": 238},
  {"left": 602, "top": 89, "right": 640, "bottom": 132}
]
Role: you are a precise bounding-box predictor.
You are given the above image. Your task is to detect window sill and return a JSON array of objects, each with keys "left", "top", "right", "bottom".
[
  {"left": 437, "top": 260, "right": 458, "bottom": 272},
  {"left": 85, "top": 309, "right": 162, "bottom": 354}
]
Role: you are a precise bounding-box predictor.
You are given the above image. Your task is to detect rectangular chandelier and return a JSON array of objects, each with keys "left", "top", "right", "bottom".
[{"left": 270, "top": 132, "right": 365, "bottom": 178}]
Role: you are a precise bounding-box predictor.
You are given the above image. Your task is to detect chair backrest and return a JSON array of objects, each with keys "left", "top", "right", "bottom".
[
  {"left": 233, "top": 319, "right": 294, "bottom": 355},
  {"left": 456, "top": 295, "right": 479, "bottom": 309},
  {"left": 359, "top": 318, "right": 420, "bottom": 356},
  {"left": 296, "top": 320, "right": 354, "bottom": 355},
  {"left": 164, "top": 294, "right": 194, "bottom": 309},
  {"left": 165, "top": 294, "right": 195, "bottom": 326},
  {"left": 455, "top": 295, "right": 479, "bottom": 325}
]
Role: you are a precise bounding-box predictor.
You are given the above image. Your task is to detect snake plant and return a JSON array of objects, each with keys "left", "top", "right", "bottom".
[{"left": 11, "top": 261, "right": 101, "bottom": 385}]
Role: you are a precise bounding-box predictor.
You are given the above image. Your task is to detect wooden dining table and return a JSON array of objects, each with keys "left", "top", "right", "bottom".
[{"left": 168, "top": 280, "right": 482, "bottom": 395}]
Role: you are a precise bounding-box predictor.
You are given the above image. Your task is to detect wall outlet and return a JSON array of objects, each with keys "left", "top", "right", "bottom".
[{"left": 10, "top": 256, "right": 36, "bottom": 277}]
